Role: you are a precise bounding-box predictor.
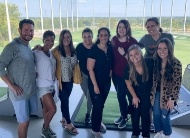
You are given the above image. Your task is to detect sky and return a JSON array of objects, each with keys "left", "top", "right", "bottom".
[{"left": 1, "top": 0, "right": 190, "bottom": 17}]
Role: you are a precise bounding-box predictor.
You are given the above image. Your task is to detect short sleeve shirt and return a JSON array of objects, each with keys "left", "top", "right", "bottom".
[
  {"left": 139, "top": 33, "right": 174, "bottom": 58},
  {"left": 88, "top": 44, "right": 113, "bottom": 84},
  {"left": 76, "top": 43, "right": 90, "bottom": 75},
  {"left": 124, "top": 58, "right": 154, "bottom": 95}
]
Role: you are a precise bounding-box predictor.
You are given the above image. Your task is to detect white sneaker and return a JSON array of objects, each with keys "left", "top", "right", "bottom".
[{"left": 154, "top": 132, "right": 164, "bottom": 138}]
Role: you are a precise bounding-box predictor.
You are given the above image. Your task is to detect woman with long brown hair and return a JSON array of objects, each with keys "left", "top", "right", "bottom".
[{"left": 52, "top": 29, "right": 78, "bottom": 135}]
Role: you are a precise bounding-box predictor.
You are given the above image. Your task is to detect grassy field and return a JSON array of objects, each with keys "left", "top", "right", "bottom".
[
  {"left": 0, "top": 29, "right": 189, "bottom": 74},
  {"left": 75, "top": 91, "right": 122, "bottom": 124}
]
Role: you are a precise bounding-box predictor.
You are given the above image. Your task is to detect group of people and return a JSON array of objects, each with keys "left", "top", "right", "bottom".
[{"left": 0, "top": 16, "right": 182, "bottom": 138}]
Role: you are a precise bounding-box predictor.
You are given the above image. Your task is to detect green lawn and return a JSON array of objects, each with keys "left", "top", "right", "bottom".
[
  {"left": 74, "top": 91, "right": 122, "bottom": 124},
  {"left": 173, "top": 35, "right": 190, "bottom": 73}
]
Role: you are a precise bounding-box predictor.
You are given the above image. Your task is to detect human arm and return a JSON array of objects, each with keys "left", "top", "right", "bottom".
[
  {"left": 123, "top": 64, "right": 139, "bottom": 107},
  {"left": 1, "top": 75, "right": 23, "bottom": 95},
  {"left": 125, "top": 80, "right": 140, "bottom": 108},
  {"left": 150, "top": 61, "right": 157, "bottom": 106},
  {"left": 118, "top": 47, "right": 128, "bottom": 60},
  {"left": 87, "top": 58, "right": 99, "bottom": 94},
  {"left": 32, "top": 45, "right": 42, "bottom": 51},
  {"left": 0, "top": 44, "right": 23, "bottom": 95},
  {"left": 138, "top": 36, "right": 146, "bottom": 49},
  {"left": 111, "top": 36, "right": 128, "bottom": 59},
  {"left": 167, "top": 59, "right": 182, "bottom": 110}
]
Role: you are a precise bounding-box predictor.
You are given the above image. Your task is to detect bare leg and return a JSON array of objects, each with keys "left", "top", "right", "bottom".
[
  {"left": 42, "top": 93, "right": 57, "bottom": 129},
  {"left": 18, "top": 121, "right": 29, "bottom": 138}
]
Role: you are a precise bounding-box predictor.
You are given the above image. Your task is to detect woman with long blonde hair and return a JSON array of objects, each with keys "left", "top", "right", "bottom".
[{"left": 124, "top": 44, "right": 154, "bottom": 138}]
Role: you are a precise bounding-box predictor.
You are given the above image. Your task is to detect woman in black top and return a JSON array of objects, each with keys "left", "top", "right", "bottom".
[
  {"left": 124, "top": 44, "right": 153, "bottom": 138},
  {"left": 76, "top": 28, "right": 93, "bottom": 125},
  {"left": 87, "top": 27, "right": 113, "bottom": 137}
]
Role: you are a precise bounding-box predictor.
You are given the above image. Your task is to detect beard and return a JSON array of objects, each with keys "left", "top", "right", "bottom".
[{"left": 21, "top": 35, "right": 33, "bottom": 42}]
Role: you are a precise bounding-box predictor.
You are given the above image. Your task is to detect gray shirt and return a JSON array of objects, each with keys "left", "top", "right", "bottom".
[
  {"left": 0, "top": 37, "right": 37, "bottom": 100},
  {"left": 139, "top": 33, "right": 174, "bottom": 58}
]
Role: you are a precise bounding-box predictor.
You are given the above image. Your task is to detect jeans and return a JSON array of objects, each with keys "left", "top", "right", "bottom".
[
  {"left": 59, "top": 81, "right": 73, "bottom": 124},
  {"left": 131, "top": 94, "right": 150, "bottom": 138},
  {"left": 80, "top": 72, "right": 92, "bottom": 114},
  {"left": 88, "top": 79, "right": 111, "bottom": 132},
  {"left": 153, "top": 91, "right": 172, "bottom": 135},
  {"left": 112, "top": 73, "right": 132, "bottom": 119}
]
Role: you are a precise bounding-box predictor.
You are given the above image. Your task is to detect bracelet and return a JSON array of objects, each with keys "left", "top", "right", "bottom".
[{"left": 123, "top": 52, "right": 127, "bottom": 57}]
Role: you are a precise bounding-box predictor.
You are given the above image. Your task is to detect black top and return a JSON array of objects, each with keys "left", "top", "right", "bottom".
[
  {"left": 124, "top": 58, "right": 154, "bottom": 96},
  {"left": 88, "top": 44, "right": 113, "bottom": 85},
  {"left": 76, "top": 43, "right": 90, "bottom": 75}
]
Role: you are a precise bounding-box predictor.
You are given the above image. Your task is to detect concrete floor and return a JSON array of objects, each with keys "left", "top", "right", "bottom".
[{"left": 0, "top": 84, "right": 190, "bottom": 138}]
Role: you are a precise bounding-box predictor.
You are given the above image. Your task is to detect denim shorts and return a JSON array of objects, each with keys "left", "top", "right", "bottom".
[
  {"left": 11, "top": 93, "right": 38, "bottom": 123},
  {"left": 38, "top": 85, "right": 55, "bottom": 98}
]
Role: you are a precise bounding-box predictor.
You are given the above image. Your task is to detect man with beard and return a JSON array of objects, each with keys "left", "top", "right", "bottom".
[{"left": 0, "top": 19, "right": 38, "bottom": 138}]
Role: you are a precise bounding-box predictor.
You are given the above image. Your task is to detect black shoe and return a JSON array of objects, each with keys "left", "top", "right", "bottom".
[
  {"left": 118, "top": 119, "right": 127, "bottom": 129},
  {"left": 131, "top": 135, "right": 139, "bottom": 138},
  {"left": 84, "top": 113, "right": 91, "bottom": 125},
  {"left": 114, "top": 116, "right": 123, "bottom": 125}
]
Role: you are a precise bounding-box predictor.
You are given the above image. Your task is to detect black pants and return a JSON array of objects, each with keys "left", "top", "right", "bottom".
[
  {"left": 59, "top": 81, "right": 73, "bottom": 124},
  {"left": 112, "top": 73, "right": 132, "bottom": 119},
  {"left": 131, "top": 94, "right": 151, "bottom": 138},
  {"left": 89, "top": 79, "right": 111, "bottom": 132}
]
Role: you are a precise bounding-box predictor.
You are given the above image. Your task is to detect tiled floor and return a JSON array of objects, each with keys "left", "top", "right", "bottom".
[{"left": 0, "top": 84, "right": 190, "bottom": 138}]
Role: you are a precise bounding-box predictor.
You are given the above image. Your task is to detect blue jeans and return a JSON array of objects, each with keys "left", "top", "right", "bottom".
[{"left": 153, "top": 91, "right": 172, "bottom": 135}]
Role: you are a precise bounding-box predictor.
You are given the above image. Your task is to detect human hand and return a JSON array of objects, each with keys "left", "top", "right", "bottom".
[
  {"left": 109, "top": 70, "right": 112, "bottom": 76},
  {"left": 32, "top": 45, "right": 42, "bottom": 51},
  {"left": 167, "top": 99, "right": 174, "bottom": 110},
  {"left": 10, "top": 84, "right": 23, "bottom": 96},
  {"left": 118, "top": 47, "right": 125, "bottom": 56},
  {"left": 94, "top": 85, "right": 100, "bottom": 94},
  {"left": 133, "top": 96, "right": 140, "bottom": 108}
]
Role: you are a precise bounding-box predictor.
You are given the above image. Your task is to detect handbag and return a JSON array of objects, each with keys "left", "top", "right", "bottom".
[{"left": 73, "top": 63, "right": 82, "bottom": 84}]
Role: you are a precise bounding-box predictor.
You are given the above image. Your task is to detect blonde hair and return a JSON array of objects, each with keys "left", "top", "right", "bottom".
[{"left": 128, "top": 44, "right": 149, "bottom": 85}]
